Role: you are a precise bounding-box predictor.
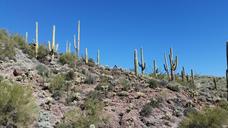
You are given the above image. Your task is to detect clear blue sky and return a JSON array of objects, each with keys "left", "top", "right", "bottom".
[{"left": 0, "top": 0, "right": 227, "bottom": 76}]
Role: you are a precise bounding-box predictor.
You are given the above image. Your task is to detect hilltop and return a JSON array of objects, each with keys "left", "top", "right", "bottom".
[{"left": 0, "top": 29, "right": 228, "bottom": 128}]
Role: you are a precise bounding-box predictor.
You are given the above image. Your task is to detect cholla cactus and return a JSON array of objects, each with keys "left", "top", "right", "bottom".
[
  {"left": 181, "top": 67, "right": 186, "bottom": 82},
  {"left": 134, "top": 49, "right": 138, "bottom": 76},
  {"left": 48, "top": 25, "right": 58, "bottom": 61},
  {"left": 139, "top": 48, "right": 146, "bottom": 75},
  {"left": 97, "top": 49, "right": 100, "bottom": 65},
  {"left": 85, "top": 48, "right": 88, "bottom": 64},
  {"left": 153, "top": 60, "right": 158, "bottom": 77},
  {"left": 77, "top": 20, "right": 80, "bottom": 57},
  {"left": 164, "top": 48, "right": 178, "bottom": 81},
  {"left": 35, "top": 22, "right": 39, "bottom": 58}
]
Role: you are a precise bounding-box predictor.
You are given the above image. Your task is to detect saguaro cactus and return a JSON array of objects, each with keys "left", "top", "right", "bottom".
[
  {"left": 190, "top": 69, "right": 194, "bottom": 85},
  {"left": 153, "top": 60, "right": 158, "bottom": 77},
  {"left": 73, "top": 34, "right": 78, "bottom": 57},
  {"left": 85, "top": 48, "right": 88, "bottom": 64},
  {"left": 164, "top": 48, "right": 178, "bottom": 81},
  {"left": 181, "top": 67, "right": 186, "bottom": 82},
  {"left": 77, "top": 20, "right": 80, "bottom": 57},
  {"left": 97, "top": 49, "right": 100, "bottom": 65},
  {"left": 66, "top": 41, "right": 71, "bottom": 54},
  {"left": 139, "top": 48, "right": 146, "bottom": 75},
  {"left": 48, "top": 25, "right": 58, "bottom": 61},
  {"left": 134, "top": 49, "right": 138, "bottom": 76},
  {"left": 226, "top": 41, "right": 228, "bottom": 101},
  {"left": 25, "top": 32, "right": 28, "bottom": 43},
  {"left": 35, "top": 22, "right": 39, "bottom": 58}
]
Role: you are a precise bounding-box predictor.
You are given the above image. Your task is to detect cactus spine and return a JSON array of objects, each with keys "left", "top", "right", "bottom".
[
  {"left": 226, "top": 41, "right": 228, "bottom": 101},
  {"left": 25, "top": 32, "right": 28, "bottom": 43},
  {"left": 35, "top": 22, "right": 39, "bottom": 58},
  {"left": 77, "top": 20, "right": 80, "bottom": 57},
  {"left": 134, "top": 49, "right": 138, "bottom": 76},
  {"left": 181, "top": 67, "right": 186, "bottom": 81},
  {"left": 164, "top": 48, "right": 178, "bottom": 81},
  {"left": 97, "top": 49, "right": 100, "bottom": 65},
  {"left": 139, "top": 48, "right": 146, "bottom": 75},
  {"left": 153, "top": 60, "right": 158, "bottom": 77},
  {"left": 85, "top": 48, "right": 88, "bottom": 64}
]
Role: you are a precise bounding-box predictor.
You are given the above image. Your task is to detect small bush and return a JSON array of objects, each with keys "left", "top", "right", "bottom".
[
  {"left": 0, "top": 41, "right": 16, "bottom": 60},
  {"left": 56, "top": 94, "right": 105, "bottom": 128},
  {"left": 148, "top": 79, "right": 159, "bottom": 89},
  {"left": 87, "top": 58, "right": 95, "bottom": 67},
  {"left": 49, "top": 75, "right": 65, "bottom": 99},
  {"left": 65, "top": 70, "right": 75, "bottom": 81},
  {"left": 140, "top": 98, "right": 162, "bottom": 117},
  {"left": 36, "top": 64, "right": 49, "bottom": 77},
  {"left": 37, "top": 45, "right": 49, "bottom": 62},
  {"left": 119, "top": 78, "right": 131, "bottom": 91},
  {"left": 167, "top": 82, "right": 180, "bottom": 92},
  {"left": 179, "top": 107, "right": 228, "bottom": 128},
  {"left": 0, "top": 81, "right": 37, "bottom": 127},
  {"left": 59, "top": 53, "right": 77, "bottom": 67},
  {"left": 84, "top": 72, "right": 97, "bottom": 85}
]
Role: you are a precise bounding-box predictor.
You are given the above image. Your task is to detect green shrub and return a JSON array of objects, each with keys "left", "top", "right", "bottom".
[
  {"left": 140, "top": 98, "right": 162, "bottom": 117},
  {"left": 65, "top": 70, "right": 75, "bottom": 81},
  {"left": 59, "top": 53, "right": 77, "bottom": 67},
  {"left": 84, "top": 72, "right": 97, "bottom": 85},
  {"left": 179, "top": 107, "right": 228, "bottom": 128},
  {"left": 0, "top": 40, "right": 16, "bottom": 60},
  {"left": 119, "top": 78, "right": 131, "bottom": 91},
  {"left": 56, "top": 95, "right": 105, "bottom": 128},
  {"left": 36, "top": 64, "right": 49, "bottom": 77},
  {"left": 167, "top": 82, "right": 180, "bottom": 92},
  {"left": 37, "top": 45, "right": 49, "bottom": 61},
  {"left": 0, "top": 81, "right": 37, "bottom": 127},
  {"left": 49, "top": 75, "right": 65, "bottom": 99},
  {"left": 148, "top": 79, "right": 159, "bottom": 89},
  {"left": 0, "top": 29, "right": 9, "bottom": 41}
]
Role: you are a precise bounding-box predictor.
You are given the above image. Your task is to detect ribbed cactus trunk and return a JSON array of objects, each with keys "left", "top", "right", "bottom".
[
  {"left": 73, "top": 34, "right": 77, "bottom": 57},
  {"left": 51, "top": 25, "right": 56, "bottom": 61},
  {"left": 134, "top": 49, "right": 138, "bottom": 76},
  {"left": 77, "top": 20, "right": 80, "bottom": 57},
  {"left": 226, "top": 41, "right": 228, "bottom": 101},
  {"left": 191, "top": 69, "right": 194, "bottom": 85},
  {"left": 97, "top": 49, "right": 100, "bottom": 65},
  {"left": 181, "top": 67, "right": 186, "bottom": 82},
  {"left": 25, "top": 32, "right": 28, "bottom": 44},
  {"left": 85, "top": 48, "right": 88, "bottom": 64},
  {"left": 153, "top": 60, "right": 157, "bottom": 77},
  {"left": 139, "top": 48, "right": 146, "bottom": 75},
  {"left": 35, "top": 22, "right": 39, "bottom": 58}
]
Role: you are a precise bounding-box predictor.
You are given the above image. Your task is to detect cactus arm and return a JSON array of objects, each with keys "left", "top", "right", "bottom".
[
  {"left": 52, "top": 25, "right": 55, "bottom": 50},
  {"left": 48, "top": 41, "right": 51, "bottom": 51},
  {"left": 35, "top": 22, "right": 39, "bottom": 58},
  {"left": 85, "top": 48, "right": 88, "bottom": 64},
  {"left": 25, "top": 32, "right": 28, "bottom": 43},
  {"left": 97, "top": 49, "right": 100, "bottom": 65}
]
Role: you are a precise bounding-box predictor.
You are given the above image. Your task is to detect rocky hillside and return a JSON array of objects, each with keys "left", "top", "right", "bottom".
[{"left": 0, "top": 30, "right": 228, "bottom": 128}]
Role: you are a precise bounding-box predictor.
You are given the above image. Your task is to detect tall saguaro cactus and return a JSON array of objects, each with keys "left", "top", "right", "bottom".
[
  {"left": 134, "top": 49, "right": 138, "bottom": 76},
  {"left": 226, "top": 41, "right": 228, "bottom": 101},
  {"left": 73, "top": 34, "right": 78, "bottom": 57},
  {"left": 164, "top": 48, "right": 178, "bottom": 81},
  {"left": 139, "top": 48, "right": 146, "bottom": 75},
  {"left": 35, "top": 22, "right": 39, "bottom": 58},
  {"left": 66, "top": 41, "right": 71, "bottom": 54},
  {"left": 181, "top": 67, "right": 186, "bottom": 82},
  {"left": 85, "top": 48, "right": 88, "bottom": 64},
  {"left": 191, "top": 69, "right": 194, "bottom": 85},
  {"left": 77, "top": 20, "right": 80, "bottom": 57},
  {"left": 48, "top": 25, "right": 58, "bottom": 61},
  {"left": 153, "top": 60, "right": 158, "bottom": 77},
  {"left": 97, "top": 49, "right": 100, "bottom": 65},
  {"left": 25, "top": 32, "right": 28, "bottom": 43}
]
